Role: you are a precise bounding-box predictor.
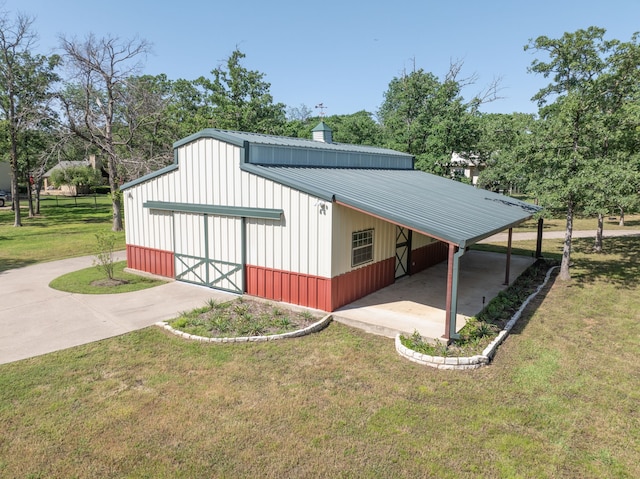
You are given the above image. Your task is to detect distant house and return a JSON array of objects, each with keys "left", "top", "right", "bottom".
[
  {"left": 450, "top": 152, "right": 484, "bottom": 186},
  {"left": 43, "top": 155, "right": 104, "bottom": 194},
  {"left": 121, "top": 123, "right": 540, "bottom": 339},
  {"left": 0, "top": 162, "right": 10, "bottom": 191}
]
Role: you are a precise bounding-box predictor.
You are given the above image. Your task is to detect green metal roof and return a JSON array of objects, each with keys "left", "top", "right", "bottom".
[
  {"left": 242, "top": 164, "right": 540, "bottom": 247},
  {"left": 311, "top": 121, "right": 333, "bottom": 132},
  {"left": 124, "top": 127, "right": 540, "bottom": 247},
  {"left": 172, "top": 128, "right": 414, "bottom": 169}
]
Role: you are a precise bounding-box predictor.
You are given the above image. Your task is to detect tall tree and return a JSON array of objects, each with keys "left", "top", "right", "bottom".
[
  {"left": 196, "top": 49, "right": 286, "bottom": 133},
  {"left": 58, "top": 34, "right": 151, "bottom": 231},
  {"left": 526, "top": 27, "right": 640, "bottom": 278},
  {"left": 324, "top": 111, "right": 384, "bottom": 146},
  {"left": 475, "top": 113, "right": 537, "bottom": 193},
  {"left": 117, "top": 74, "right": 175, "bottom": 180},
  {"left": 165, "top": 77, "right": 210, "bottom": 138},
  {"left": 378, "top": 61, "right": 498, "bottom": 175},
  {"left": 0, "top": 12, "right": 59, "bottom": 226},
  {"left": 19, "top": 126, "right": 57, "bottom": 216}
]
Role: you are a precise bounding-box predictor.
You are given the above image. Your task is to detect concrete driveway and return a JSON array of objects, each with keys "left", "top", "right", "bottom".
[{"left": 0, "top": 253, "right": 235, "bottom": 365}]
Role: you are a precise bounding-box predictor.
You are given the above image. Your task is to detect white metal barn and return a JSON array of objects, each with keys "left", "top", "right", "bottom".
[{"left": 122, "top": 122, "right": 540, "bottom": 339}]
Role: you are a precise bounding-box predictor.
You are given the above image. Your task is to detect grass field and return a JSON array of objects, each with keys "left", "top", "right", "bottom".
[
  {"left": 0, "top": 195, "right": 125, "bottom": 272},
  {"left": 0, "top": 203, "right": 638, "bottom": 477}
]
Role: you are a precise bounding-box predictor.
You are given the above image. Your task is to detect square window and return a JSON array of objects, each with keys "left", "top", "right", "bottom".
[{"left": 352, "top": 229, "right": 374, "bottom": 267}]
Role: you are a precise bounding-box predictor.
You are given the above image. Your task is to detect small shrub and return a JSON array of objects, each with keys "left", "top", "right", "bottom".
[
  {"left": 171, "top": 318, "right": 188, "bottom": 329},
  {"left": 94, "top": 231, "right": 118, "bottom": 280},
  {"left": 276, "top": 316, "right": 292, "bottom": 329},
  {"left": 211, "top": 315, "right": 232, "bottom": 333},
  {"left": 234, "top": 303, "right": 250, "bottom": 316},
  {"left": 400, "top": 330, "right": 445, "bottom": 356}
]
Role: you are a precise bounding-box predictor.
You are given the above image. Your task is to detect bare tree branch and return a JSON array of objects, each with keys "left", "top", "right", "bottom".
[{"left": 58, "top": 34, "right": 152, "bottom": 231}]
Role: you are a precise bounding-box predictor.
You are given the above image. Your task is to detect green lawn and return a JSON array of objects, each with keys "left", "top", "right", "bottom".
[
  {"left": 49, "top": 260, "right": 166, "bottom": 294},
  {"left": 0, "top": 231, "right": 638, "bottom": 477},
  {"left": 0, "top": 195, "right": 125, "bottom": 271}
]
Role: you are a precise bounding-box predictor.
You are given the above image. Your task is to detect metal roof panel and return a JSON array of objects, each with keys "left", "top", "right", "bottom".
[{"left": 243, "top": 166, "right": 540, "bottom": 247}]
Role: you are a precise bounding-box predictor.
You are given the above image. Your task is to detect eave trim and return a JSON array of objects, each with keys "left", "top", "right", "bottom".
[{"left": 120, "top": 164, "right": 179, "bottom": 191}]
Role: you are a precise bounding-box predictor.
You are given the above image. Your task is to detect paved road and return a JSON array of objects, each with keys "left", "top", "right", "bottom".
[
  {"left": 482, "top": 229, "right": 640, "bottom": 243},
  {"left": 0, "top": 253, "right": 234, "bottom": 365}
]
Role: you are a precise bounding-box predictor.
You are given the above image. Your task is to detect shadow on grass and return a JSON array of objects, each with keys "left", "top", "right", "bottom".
[
  {"left": 508, "top": 268, "right": 559, "bottom": 336},
  {"left": 0, "top": 258, "right": 38, "bottom": 273},
  {"left": 611, "top": 219, "right": 640, "bottom": 228},
  {"left": 510, "top": 235, "right": 638, "bottom": 335},
  {"left": 570, "top": 236, "right": 640, "bottom": 288},
  {"left": 471, "top": 242, "right": 561, "bottom": 261},
  {"left": 1, "top": 202, "right": 113, "bottom": 225}
]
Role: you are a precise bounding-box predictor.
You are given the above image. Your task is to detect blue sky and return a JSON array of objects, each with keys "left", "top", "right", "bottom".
[{"left": 2, "top": 0, "right": 639, "bottom": 117}]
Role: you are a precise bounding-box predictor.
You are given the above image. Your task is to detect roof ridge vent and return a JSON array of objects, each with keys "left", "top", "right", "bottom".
[{"left": 312, "top": 121, "right": 333, "bottom": 143}]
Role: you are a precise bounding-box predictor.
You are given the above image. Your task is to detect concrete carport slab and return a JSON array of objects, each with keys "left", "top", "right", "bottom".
[{"left": 333, "top": 251, "right": 536, "bottom": 340}]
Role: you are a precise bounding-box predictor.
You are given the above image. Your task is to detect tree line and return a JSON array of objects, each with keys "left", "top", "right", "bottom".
[{"left": 0, "top": 11, "right": 638, "bottom": 280}]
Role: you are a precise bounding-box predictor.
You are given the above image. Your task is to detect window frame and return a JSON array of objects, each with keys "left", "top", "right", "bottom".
[{"left": 351, "top": 228, "right": 374, "bottom": 267}]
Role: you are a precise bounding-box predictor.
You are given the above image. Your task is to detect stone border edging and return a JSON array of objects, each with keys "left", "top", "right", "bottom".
[
  {"left": 155, "top": 314, "right": 332, "bottom": 343},
  {"left": 395, "top": 265, "right": 559, "bottom": 370}
]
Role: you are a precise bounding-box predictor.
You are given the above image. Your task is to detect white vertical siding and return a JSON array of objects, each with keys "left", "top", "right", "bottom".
[
  {"left": 412, "top": 232, "right": 436, "bottom": 249},
  {"left": 330, "top": 204, "right": 396, "bottom": 278},
  {"left": 174, "top": 212, "right": 203, "bottom": 284},
  {"left": 124, "top": 136, "right": 333, "bottom": 279},
  {"left": 244, "top": 183, "right": 332, "bottom": 278},
  {"left": 208, "top": 215, "right": 243, "bottom": 292},
  {"left": 124, "top": 169, "right": 178, "bottom": 252}
]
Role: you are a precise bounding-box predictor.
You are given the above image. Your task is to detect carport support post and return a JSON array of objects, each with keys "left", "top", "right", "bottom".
[
  {"left": 444, "top": 243, "right": 462, "bottom": 341},
  {"left": 504, "top": 228, "right": 512, "bottom": 285},
  {"left": 536, "top": 218, "right": 544, "bottom": 258}
]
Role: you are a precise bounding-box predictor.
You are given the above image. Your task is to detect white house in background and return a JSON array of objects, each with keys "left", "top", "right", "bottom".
[
  {"left": 42, "top": 155, "right": 103, "bottom": 193},
  {"left": 121, "top": 122, "right": 539, "bottom": 339},
  {"left": 450, "top": 152, "right": 484, "bottom": 185},
  {"left": 0, "top": 162, "right": 10, "bottom": 191}
]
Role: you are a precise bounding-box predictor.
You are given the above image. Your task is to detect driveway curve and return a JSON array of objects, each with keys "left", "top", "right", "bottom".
[{"left": 0, "top": 253, "right": 234, "bottom": 365}]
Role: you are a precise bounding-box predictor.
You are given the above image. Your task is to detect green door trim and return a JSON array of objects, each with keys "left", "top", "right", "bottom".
[
  {"left": 173, "top": 213, "right": 244, "bottom": 294},
  {"left": 395, "top": 226, "right": 412, "bottom": 278},
  {"left": 145, "top": 200, "right": 282, "bottom": 220},
  {"left": 175, "top": 253, "right": 243, "bottom": 293}
]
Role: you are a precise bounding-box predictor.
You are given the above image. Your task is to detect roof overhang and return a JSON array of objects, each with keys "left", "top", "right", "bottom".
[{"left": 244, "top": 165, "right": 541, "bottom": 248}]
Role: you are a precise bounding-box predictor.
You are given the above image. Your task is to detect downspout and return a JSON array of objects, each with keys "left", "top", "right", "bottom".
[
  {"left": 535, "top": 218, "right": 544, "bottom": 258},
  {"left": 241, "top": 216, "right": 247, "bottom": 294},
  {"left": 240, "top": 141, "right": 249, "bottom": 293},
  {"left": 503, "top": 228, "right": 513, "bottom": 285}
]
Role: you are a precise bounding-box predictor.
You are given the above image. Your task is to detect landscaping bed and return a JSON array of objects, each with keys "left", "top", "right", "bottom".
[
  {"left": 168, "top": 297, "right": 324, "bottom": 338},
  {"left": 400, "top": 258, "right": 558, "bottom": 357}
]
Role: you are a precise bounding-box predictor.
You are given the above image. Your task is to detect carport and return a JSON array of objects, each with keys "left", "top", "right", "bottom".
[
  {"left": 333, "top": 250, "right": 536, "bottom": 340},
  {"left": 289, "top": 168, "right": 545, "bottom": 341}
]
